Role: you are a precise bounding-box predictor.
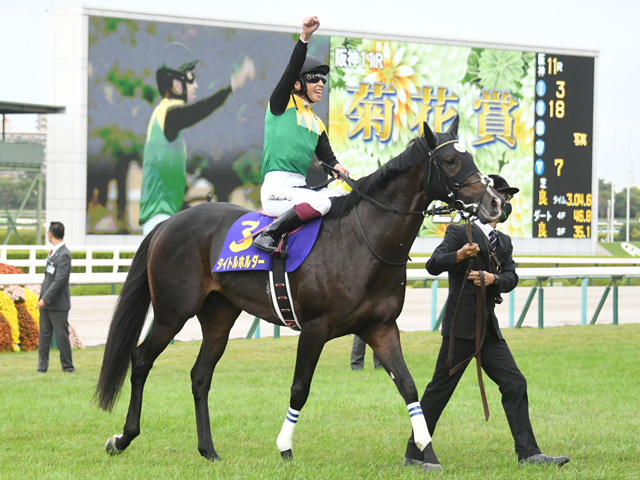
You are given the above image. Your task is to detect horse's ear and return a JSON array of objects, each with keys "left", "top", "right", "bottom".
[
  {"left": 446, "top": 114, "right": 459, "bottom": 138},
  {"left": 423, "top": 121, "right": 438, "bottom": 149}
]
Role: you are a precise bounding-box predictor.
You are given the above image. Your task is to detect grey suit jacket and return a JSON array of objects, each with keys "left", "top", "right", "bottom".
[{"left": 40, "top": 244, "right": 72, "bottom": 311}]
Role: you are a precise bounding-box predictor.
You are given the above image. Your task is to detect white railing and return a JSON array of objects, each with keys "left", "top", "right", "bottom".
[
  {"left": 406, "top": 266, "right": 640, "bottom": 282},
  {"left": 2, "top": 245, "right": 639, "bottom": 333},
  {"left": 0, "top": 245, "right": 135, "bottom": 285},
  {"left": 406, "top": 265, "right": 640, "bottom": 329},
  {"left": 1, "top": 244, "right": 639, "bottom": 287}
]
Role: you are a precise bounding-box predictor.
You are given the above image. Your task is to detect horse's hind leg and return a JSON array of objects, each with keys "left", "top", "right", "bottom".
[
  {"left": 362, "top": 323, "right": 441, "bottom": 470},
  {"left": 191, "top": 294, "right": 241, "bottom": 461},
  {"left": 106, "top": 314, "right": 186, "bottom": 455}
]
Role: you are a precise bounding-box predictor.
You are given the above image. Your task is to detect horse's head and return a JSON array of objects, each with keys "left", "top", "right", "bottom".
[{"left": 421, "top": 115, "right": 503, "bottom": 224}]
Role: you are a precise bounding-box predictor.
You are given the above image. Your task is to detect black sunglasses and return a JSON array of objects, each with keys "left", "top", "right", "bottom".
[{"left": 303, "top": 73, "right": 328, "bottom": 85}]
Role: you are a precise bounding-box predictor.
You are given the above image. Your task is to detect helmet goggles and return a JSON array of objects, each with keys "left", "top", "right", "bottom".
[{"left": 178, "top": 60, "right": 198, "bottom": 84}]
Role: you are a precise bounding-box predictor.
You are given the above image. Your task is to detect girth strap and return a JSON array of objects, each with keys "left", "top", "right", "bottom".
[{"left": 269, "top": 255, "right": 301, "bottom": 331}]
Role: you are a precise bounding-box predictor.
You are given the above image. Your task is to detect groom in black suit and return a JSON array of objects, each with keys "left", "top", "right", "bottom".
[
  {"left": 37, "top": 221, "right": 75, "bottom": 373},
  {"left": 404, "top": 175, "right": 568, "bottom": 469}
]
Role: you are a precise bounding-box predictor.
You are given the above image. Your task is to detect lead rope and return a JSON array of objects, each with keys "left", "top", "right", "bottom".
[{"left": 445, "top": 217, "right": 490, "bottom": 422}]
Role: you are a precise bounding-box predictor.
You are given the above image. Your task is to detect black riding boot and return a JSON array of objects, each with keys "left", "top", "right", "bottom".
[{"left": 253, "top": 207, "right": 303, "bottom": 255}]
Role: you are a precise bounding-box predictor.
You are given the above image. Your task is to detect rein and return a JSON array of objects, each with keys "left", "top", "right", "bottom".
[
  {"left": 321, "top": 164, "right": 431, "bottom": 217},
  {"left": 353, "top": 207, "right": 408, "bottom": 267},
  {"left": 317, "top": 136, "right": 488, "bottom": 265},
  {"left": 445, "top": 218, "right": 491, "bottom": 422},
  {"left": 320, "top": 159, "right": 452, "bottom": 266},
  {"left": 317, "top": 138, "right": 491, "bottom": 266}
]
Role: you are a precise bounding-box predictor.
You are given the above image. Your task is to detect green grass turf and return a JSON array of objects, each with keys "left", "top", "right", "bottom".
[{"left": 1, "top": 325, "right": 638, "bottom": 479}]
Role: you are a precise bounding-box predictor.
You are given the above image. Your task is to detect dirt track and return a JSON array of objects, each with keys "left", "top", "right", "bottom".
[{"left": 70, "top": 286, "right": 640, "bottom": 347}]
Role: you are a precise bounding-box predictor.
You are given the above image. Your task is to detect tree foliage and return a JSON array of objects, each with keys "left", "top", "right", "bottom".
[{"left": 598, "top": 178, "right": 640, "bottom": 219}]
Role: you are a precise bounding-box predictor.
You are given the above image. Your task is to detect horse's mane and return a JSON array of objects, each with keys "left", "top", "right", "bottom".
[{"left": 324, "top": 138, "right": 426, "bottom": 220}]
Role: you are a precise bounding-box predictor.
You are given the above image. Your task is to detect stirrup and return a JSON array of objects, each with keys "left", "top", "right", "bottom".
[
  {"left": 253, "top": 232, "right": 277, "bottom": 252},
  {"left": 272, "top": 234, "right": 288, "bottom": 259}
]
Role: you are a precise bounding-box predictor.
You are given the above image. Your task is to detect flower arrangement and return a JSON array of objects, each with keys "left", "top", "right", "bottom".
[
  {"left": 1, "top": 262, "right": 38, "bottom": 351},
  {"left": 0, "top": 312, "right": 13, "bottom": 352},
  {"left": 1, "top": 263, "right": 39, "bottom": 351},
  {"left": 69, "top": 325, "right": 85, "bottom": 350},
  {"left": 0, "top": 290, "right": 20, "bottom": 351},
  {"left": 0, "top": 264, "right": 24, "bottom": 274},
  {"left": 23, "top": 287, "right": 40, "bottom": 328},
  {"left": 0, "top": 262, "right": 84, "bottom": 353},
  {"left": 2, "top": 284, "right": 25, "bottom": 302},
  {"left": 15, "top": 302, "right": 38, "bottom": 351}
]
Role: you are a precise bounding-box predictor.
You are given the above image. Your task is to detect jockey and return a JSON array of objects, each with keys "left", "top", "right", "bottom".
[
  {"left": 139, "top": 43, "right": 255, "bottom": 236},
  {"left": 253, "top": 16, "right": 350, "bottom": 254}
]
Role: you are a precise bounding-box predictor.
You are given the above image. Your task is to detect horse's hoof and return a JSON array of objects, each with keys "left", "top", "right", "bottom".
[
  {"left": 403, "top": 456, "right": 443, "bottom": 473},
  {"left": 422, "top": 462, "right": 443, "bottom": 473},
  {"left": 280, "top": 449, "right": 293, "bottom": 461},
  {"left": 105, "top": 434, "right": 123, "bottom": 456},
  {"left": 199, "top": 447, "right": 222, "bottom": 462},
  {"left": 422, "top": 441, "right": 440, "bottom": 465}
]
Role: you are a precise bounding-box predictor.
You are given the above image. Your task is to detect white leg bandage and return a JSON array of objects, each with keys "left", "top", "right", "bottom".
[
  {"left": 276, "top": 407, "right": 300, "bottom": 452},
  {"left": 407, "top": 402, "right": 432, "bottom": 451}
]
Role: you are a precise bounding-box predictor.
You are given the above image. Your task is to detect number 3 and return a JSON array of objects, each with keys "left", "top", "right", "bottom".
[{"left": 229, "top": 220, "right": 261, "bottom": 253}]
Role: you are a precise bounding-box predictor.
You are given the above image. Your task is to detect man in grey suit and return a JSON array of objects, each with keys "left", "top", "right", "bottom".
[{"left": 37, "top": 221, "right": 75, "bottom": 373}]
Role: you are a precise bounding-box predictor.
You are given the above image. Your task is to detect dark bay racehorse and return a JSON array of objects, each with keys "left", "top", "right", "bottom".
[{"left": 95, "top": 116, "right": 503, "bottom": 469}]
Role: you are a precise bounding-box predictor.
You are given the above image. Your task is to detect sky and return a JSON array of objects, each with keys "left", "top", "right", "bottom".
[{"left": 2, "top": 0, "right": 639, "bottom": 188}]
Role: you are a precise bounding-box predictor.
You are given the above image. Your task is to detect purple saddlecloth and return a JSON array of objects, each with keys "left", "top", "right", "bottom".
[{"left": 213, "top": 212, "right": 322, "bottom": 273}]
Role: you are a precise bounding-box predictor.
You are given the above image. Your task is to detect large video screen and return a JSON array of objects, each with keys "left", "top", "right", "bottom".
[
  {"left": 87, "top": 16, "right": 594, "bottom": 239},
  {"left": 87, "top": 16, "right": 329, "bottom": 235}
]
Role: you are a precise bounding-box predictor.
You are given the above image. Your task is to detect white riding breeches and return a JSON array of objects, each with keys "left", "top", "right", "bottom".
[
  {"left": 260, "top": 171, "right": 348, "bottom": 217},
  {"left": 142, "top": 213, "right": 171, "bottom": 236}
]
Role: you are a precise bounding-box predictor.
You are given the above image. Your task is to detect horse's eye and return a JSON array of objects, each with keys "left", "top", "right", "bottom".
[{"left": 443, "top": 156, "right": 455, "bottom": 166}]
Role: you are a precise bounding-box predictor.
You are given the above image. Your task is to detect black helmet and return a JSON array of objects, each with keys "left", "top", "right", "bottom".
[
  {"left": 300, "top": 55, "right": 330, "bottom": 76},
  {"left": 297, "top": 55, "right": 329, "bottom": 99},
  {"left": 156, "top": 42, "right": 198, "bottom": 101}
]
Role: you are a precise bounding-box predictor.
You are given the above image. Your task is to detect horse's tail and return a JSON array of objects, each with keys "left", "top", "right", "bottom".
[{"left": 95, "top": 228, "right": 155, "bottom": 412}]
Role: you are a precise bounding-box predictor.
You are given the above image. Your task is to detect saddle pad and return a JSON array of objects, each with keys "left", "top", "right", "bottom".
[{"left": 213, "top": 212, "right": 322, "bottom": 273}]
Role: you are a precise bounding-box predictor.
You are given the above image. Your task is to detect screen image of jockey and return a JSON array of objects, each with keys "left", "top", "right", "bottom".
[{"left": 140, "top": 41, "right": 255, "bottom": 235}]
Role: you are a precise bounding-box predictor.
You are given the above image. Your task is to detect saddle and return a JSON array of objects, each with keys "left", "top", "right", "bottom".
[
  {"left": 213, "top": 212, "right": 323, "bottom": 331},
  {"left": 213, "top": 212, "right": 321, "bottom": 273}
]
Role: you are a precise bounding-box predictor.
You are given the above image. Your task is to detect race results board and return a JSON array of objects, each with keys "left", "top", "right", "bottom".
[{"left": 533, "top": 54, "right": 595, "bottom": 238}]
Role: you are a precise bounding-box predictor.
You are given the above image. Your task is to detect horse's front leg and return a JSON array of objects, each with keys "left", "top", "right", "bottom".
[
  {"left": 276, "top": 322, "right": 328, "bottom": 460},
  {"left": 363, "top": 323, "right": 441, "bottom": 470}
]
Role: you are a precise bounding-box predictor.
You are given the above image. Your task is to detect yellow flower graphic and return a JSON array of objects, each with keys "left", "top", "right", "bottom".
[
  {"left": 361, "top": 40, "right": 421, "bottom": 130},
  {"left": 328, "top": 87, "right": 352, "bottom": 152}
]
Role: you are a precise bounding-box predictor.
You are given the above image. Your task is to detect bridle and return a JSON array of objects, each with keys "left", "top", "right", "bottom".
[
  {"left": 419, "top": 138, "right": 493, "bottom": 218},
  {"left": 321, "top": 137, "right": 495, "bottom": 266}
]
